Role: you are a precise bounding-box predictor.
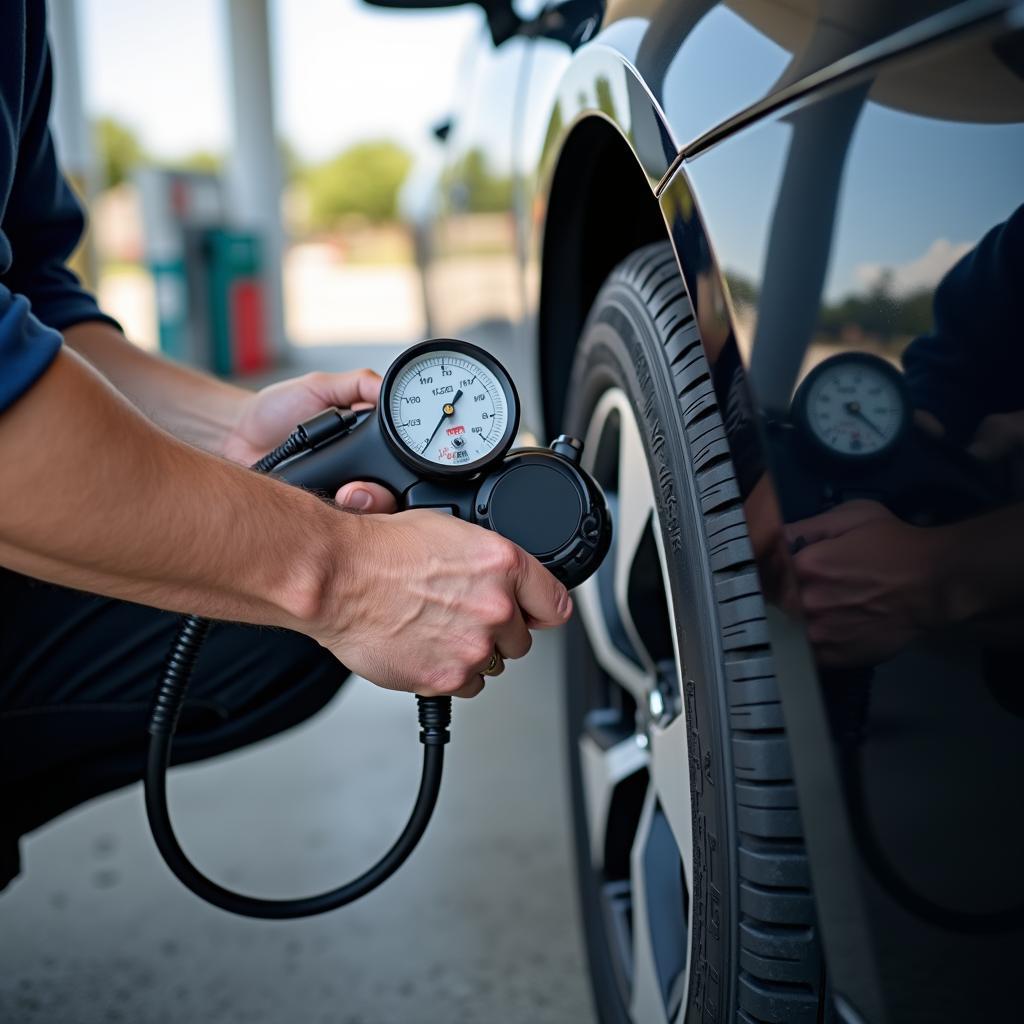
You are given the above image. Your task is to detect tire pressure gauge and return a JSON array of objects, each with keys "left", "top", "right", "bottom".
[
  {"left": 148, "top": 338, "right": 612, "bottom": 923},
  {"left": 792, "top": 352, "right": 910, "bottom": 462},
  {"left": 381, "top": 339, "right": 520, "bottom": 477},
  {"left": 274, "top": 337, "right": 609, "bottom": 588}
]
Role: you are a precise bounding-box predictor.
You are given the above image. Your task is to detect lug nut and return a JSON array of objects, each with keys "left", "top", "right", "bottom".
[{"left": 647, "top": 688, "right": 666, "bottom": 720}]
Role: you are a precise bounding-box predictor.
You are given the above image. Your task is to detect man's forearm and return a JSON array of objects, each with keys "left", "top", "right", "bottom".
[
  {"left": 0, "top": 347, "right": 352, "bottom": 630},
  {"left": 64, "top": 320, "right": 250, "bottom": 455}
]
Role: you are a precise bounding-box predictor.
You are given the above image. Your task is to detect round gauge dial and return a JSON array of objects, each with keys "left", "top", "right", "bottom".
[
  {"left": 381, "top": 340, "right": 519, "bottom": 476},
  {"left": 795, "top": 353, "right": 908, "bottom": 460}
]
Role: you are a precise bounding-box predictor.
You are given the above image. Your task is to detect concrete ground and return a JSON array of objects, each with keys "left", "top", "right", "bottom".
[
  {"left": 0, "top": 341, "right": 596, "bottom": 1024},
  {"left": 0, "top": 634, "right": 595, "bottom": 1024}
]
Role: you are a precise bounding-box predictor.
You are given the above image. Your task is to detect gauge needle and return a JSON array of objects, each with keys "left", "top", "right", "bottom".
[
  {"left": 844, "top": 401, "right": 885, "bottom": 438},
  {"left": 421, "top": 389, "right": 463, "bottom": 453}
]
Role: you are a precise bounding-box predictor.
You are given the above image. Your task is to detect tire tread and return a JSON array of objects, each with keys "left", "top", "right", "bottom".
[{"left": 616, "top": 243, "right": 825, "bottom": 1018}]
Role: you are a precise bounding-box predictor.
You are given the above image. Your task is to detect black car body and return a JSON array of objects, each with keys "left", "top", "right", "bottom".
[{"left": 373, "top": 0, "right": 1024, "bottom": 1019}]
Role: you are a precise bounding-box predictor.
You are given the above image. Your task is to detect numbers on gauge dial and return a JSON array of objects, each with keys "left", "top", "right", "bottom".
[
  {"left": 805, "top": 360, "right": 905, "bottom": 457},
  {"left": 389, "top": 352, "right": 507, "bottom": 467}
]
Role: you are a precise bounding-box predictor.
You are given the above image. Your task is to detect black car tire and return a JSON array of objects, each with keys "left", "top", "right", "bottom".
[{"left": 563, "top": 242, "right": 826, "bottom": 1023}]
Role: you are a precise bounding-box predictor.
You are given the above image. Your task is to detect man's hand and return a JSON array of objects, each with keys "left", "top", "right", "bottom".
[
  {"left": 222, "top": 369, "right": 397, "bottom": 513},
  {"left": 785, "top": 500, "right": 943, "bottom": 668},
  {"left": 313, "top": 509, "right": 573, "bottom": 698},
  {"left": 968, "top": 411, "right": 1024, "bottom": 464},
  {"left": 0, "top": 350, "right": 573, "bottom": 702}
]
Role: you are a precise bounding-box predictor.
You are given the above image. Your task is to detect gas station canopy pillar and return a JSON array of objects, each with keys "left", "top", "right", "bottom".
[
  {"left": 223, "top": 0, "right": 288, "bottom": 360},
  {"left": 47, "top": 0, "right": 98, "bottom": 289}
]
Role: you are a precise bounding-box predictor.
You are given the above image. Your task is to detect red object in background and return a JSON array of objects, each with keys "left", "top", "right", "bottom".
[
  {"left": 169, "top": 176, "right": 190, "bottom": 218},
  {"left": 446, "top": 424, "right": 465, "bottom": 436},
  {"left": 231, "top": 279, "right": 269, "bottom": 374}
]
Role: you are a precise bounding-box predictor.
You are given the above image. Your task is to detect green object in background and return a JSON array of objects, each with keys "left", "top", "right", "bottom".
[
  {"left": 204, "top": 229, "right": 263, "bottom": 375},
  {"left": 150, "top": 257, "right": 189, "bottom": 361}
]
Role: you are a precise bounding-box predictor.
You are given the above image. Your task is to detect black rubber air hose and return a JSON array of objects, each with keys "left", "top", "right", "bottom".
[{"left": 145, "top": 424, "right": 452, "bottom": 919}]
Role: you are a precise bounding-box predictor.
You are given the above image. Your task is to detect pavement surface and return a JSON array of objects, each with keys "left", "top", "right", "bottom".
[
  {"left": 0, "top": 341, "right": 596, "bottom": 1024},
  {"left": 0, "top": 632, "right": 595, "bottom": 1024}
]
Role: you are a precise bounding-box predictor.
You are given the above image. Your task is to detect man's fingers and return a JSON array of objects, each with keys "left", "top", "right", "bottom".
[
  {"left": 335, "top": 481, "right": 398, "bottom": 514},
  {"left": 783, "top": 499, "right": 889, "bottom": 548},
  {"left": 914, "top": 409, "right": 946, "bottom": 438},
  {"left": 968, "top": 437, "right": 1007, "bottom": 462},
  {"left": 513, "top": 553, "right": 572, "bottom": 629},
  {"left": 452, "top": 677, "right": 485, "bottom": 699},
  {"left": 306, "top": 369, "right": 382, "bottom": 410},
  {"left": 495, "top": 605, "right": 532, "bottom": 660},
  {"left": 968, "top": 414, "right": 1024, "bottom": 463},
  {"left": 784, "top": 514, "right": 841, "bottom": 549}
]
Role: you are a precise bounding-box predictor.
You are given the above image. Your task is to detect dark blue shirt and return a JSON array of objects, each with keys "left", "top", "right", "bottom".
[
  {"left": 1, "top": 1, "right": 117, "bottom": 414},
  {"left": 903, "top": 205, "right": 1024, "bottom": 443}
]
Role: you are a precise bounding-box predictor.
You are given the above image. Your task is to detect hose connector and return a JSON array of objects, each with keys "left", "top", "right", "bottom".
[
  {"left": 298, "top": 407, "right": 359, "bottom": 449},
  {"left": 417, "top": 695, "right": 452, "bottom": 746}
]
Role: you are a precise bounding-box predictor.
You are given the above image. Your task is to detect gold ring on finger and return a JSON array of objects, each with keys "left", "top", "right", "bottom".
[{"left": 482, "top": 649, "right": 505, "bottom": 677}]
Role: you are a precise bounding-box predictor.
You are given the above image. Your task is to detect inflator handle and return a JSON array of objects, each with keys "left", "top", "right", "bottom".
[
  {"left": 275, "top": 410, "right": 420, "bottom": 497},
  {"left": 273, "top": 408, "right": 611, "bottom": 589}
]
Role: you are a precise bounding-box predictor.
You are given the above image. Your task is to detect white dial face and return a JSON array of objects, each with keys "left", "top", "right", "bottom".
[
  {"left": 388, "top": 350, "right": 509, "bottom": 468},
  {"left": 805, "top": 360, "right": 905, "bottom": 457}
]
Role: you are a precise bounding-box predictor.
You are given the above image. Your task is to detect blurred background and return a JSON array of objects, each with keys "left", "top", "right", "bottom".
[
  {"left": 0, "top": 3, "right": 594, "bottom": 1023},
  {"left": 58, "top": 0, "right": 484, "bottom": 360}
]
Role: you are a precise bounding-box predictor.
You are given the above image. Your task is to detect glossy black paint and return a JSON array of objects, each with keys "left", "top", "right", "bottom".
[
  {"left": 401, "top": 0, "right": 1024, "bottom": 1018},
  {"left": 677, "top": 10, "right": 1024, "bottom": 1020}
]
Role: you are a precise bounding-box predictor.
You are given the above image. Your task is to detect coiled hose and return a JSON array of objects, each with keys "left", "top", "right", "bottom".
[{"left": 145, "top": 424, "right": 452, "bottom": 919}]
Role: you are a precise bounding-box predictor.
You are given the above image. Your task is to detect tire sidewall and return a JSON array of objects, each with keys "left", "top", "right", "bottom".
[{"left": 564, "top": 280, "right": 735, "bottom": 1023}]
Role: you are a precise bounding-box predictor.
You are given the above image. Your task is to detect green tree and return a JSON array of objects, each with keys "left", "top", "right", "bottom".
[
  {"left": 449, "top": 148, "right": 513, "bottom": 213},
  {"left": 302, "top": 140, "right": 412, "bottom": 227},
  {"left": 94, "top": 116, "right": 146, "bottom": 188},
  {"left": 279, "top": 138, "right": 304, "bottom": 184},
  {"left": 594, "top": 76, "right": 618, "bottom": 122},
  {"left": 541, "top": 102, "right": 564, "bottom": 164},
  {"left": 162, "top": 140, "right": 300, "bottom": 181},
  {"left": 168, "top": 150, "right": 223, "bottom": 175}
]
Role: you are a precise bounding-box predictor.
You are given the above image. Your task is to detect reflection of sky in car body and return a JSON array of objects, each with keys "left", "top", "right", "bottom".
[
  {"left": 696, "top": 111, "right": 1022, "bottom": 298},
  {"left": 661, "top": 6, "right": 1023, "bottom": 303}
]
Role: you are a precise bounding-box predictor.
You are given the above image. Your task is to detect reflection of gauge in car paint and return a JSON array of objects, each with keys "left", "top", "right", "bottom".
[
  {"left": 792, "top": 352, "right": 910, "bottom": 461},
  {"left": 380, "top": 338, "right": 520, "bottom": 477}
]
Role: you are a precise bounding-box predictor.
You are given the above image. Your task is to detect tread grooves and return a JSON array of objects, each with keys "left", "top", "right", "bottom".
[
  {"left": 637, "top": 254, "right": 678, "bottom": 291},
  {"left": 571, "top": 241, "right": 822, "bottom": 1024},
  {"left": 654, "top": 291, "right": 687, "bottom": 320}
]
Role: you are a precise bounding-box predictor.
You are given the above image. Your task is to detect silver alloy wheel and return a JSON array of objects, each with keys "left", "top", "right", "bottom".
[{"left": 574, "top": 387, "right": 693, "bottom": 1023}]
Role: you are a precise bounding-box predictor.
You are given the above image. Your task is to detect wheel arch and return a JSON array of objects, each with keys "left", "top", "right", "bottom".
[{"left": 538, "top": 114, "right": 672, "bottom": 434}]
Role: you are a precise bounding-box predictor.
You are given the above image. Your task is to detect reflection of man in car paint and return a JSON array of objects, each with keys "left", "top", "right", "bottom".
[{"left": 787, "top": 206, "right": 1024, "bottom": 668}]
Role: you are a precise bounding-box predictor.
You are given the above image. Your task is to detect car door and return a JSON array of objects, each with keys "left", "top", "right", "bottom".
[{"left": 424, "top": 5, "right": 544, "bottom": 424}]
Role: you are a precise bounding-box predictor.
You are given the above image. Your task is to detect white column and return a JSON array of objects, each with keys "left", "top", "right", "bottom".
[
  {"left": 222, "top": 0, "right": 288, "bottom": 357},
  {"left": 47, "top": 0, "right": 98, "bottom": 286}
]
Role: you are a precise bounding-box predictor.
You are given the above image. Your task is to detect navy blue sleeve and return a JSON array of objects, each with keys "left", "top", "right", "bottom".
[
  {"left": 1, "top": 9, "right": 120, "bottom": 337},
  {"left": 0, "top": 288, "right": 61, "bottom": 414},
  {"left": 902, "top": 205, "right": 1024, "bottom": 443}
]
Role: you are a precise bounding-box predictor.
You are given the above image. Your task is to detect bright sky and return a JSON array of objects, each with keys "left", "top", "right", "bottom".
[{"left": 79, "top": 0, "right": 482, "bottom": 163}]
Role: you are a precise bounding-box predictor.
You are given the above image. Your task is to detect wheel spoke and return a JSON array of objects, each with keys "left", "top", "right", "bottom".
[
  {"left": 578, "top": 728, "right": 649, "bottom": 871},
  {"left": 576, "top": 389, "right": 660, "bottom": 705},
  {"left": 575, "top": 570, "right": 652, "bottom": 704},
  {"left": 613, "top": 402, "right": 659, "bottom": 677},
  {"left": 628, "top": 787, "right": 674, "bottom": 1024}
]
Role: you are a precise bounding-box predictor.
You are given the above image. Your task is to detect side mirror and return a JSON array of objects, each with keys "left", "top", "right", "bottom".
[{"left": 362, "top": 0, "right": 523, "bottom": 46}]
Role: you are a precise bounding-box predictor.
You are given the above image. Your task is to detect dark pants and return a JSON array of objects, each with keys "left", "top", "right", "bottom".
[{"left": 0, "top": 570, "right": 348, "bottom": 889}]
